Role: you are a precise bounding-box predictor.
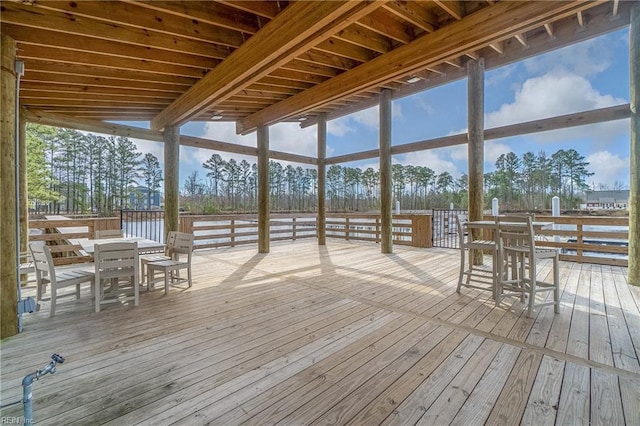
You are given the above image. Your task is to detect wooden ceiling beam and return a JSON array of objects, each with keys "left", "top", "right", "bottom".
[
  {"left": 130, "top": 1, "right": 260, "bottom": 35},
  {"left": 23, "top": 109, "right": 163, "bottom": 140},
  {"left": 239, "top": 0, "right": 604, "bottom": 134},
  {"left": 151, "top": 1, "right": 388, "bottom": 130},
  {"left": 433, "top": 1, "right": 464, "bottom": 20},
  {"left": 357, "top": 9, "right": 414, "bottom": 44},
  {"left": 384, "top": 2, "right": 438, "bottom": 33},
  {"left": 0, "top": 2, "right": 230, "bottom": 59},
  {"left": 302, "top": 0, "right": 626, "bottom": 129},
  {"left": 21, "top": 98, "right": 168, "bottom": 108},
  {"left": 24, "top": 0, "right": 245, "bottom": 48},
  {"left": 3, "top": 23, "right": 218, "bottom": 70},
  {"left": 334, "top": 24, "right": 394, "bottom": 54},
  {"left": 281, "top": 59, "right": 342, "bottom": 78},
  {"left": 297, "top": 50, "right": 360, "bottom": 71},
  {"left": 22, "top": 60, "right": 198, "bottom": 86},
  {"left": 20, "top": 82, "right": 181, "bottom": 98},
  {"left": 17, "top": 44, "right": 210, "bottom": 78},
  {"left": 314, "top": 38, "right": 376, "bottom": 62},
  {"left": 22, "top": 70, "right": 189, "bottom": 93},
  {"left": 216, "top": 1, "right": 282, "bottom": 20},
  {"left": 20, "top": 89, "right": 177, "bottom": 103}
]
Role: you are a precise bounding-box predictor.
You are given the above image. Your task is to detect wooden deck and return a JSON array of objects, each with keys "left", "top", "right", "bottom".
[{"left": 1, "top": 240, "right": 639, "bottom": 425}]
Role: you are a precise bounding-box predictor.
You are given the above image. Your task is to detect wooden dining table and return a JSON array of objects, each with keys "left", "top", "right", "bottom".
[{"left": 77, "top": 237, "right": 165, "bottom": 255}]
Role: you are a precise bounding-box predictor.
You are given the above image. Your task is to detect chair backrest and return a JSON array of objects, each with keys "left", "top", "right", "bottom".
[
  {"left": 94, "top": 241, "right": 138, "bottom": 283},
  {"left": 171, "top": 232, "right": 194, "bottom": 262},
  {"left": 95, "top": 229, "right": 124, "bottom": 239},
  {"left": 456, "top": 214, "right": 468, "bottom": 248},
  {"left": 505, "top": 212, "right": 536, "bottom": 220},
  {"left": 166, "top": 231, "right": 178, "bottom": 256},
  {"left": 29, "top": 243, "right": 57, "bottom": 286},
  {"left": 496, "top": 216, "right": 535, "bottom": 255}
]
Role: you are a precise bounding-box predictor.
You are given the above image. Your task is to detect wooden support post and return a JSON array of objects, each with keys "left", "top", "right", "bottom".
[
  {"left": 380, "top": 88, "right": 393, "bottom": 254},
  {"left": 19, "top": 107, "right": 28, "bottom": 283},
  {"left": 317, "top": 113, "right": 327, "bottom": 245},
  {"left": 258, "top": 125, "right": 270, "bottom": 253},
  {"left": 630, "top": 1, "right": 640, "bottom": 285},
  {"left": 468, "top": 58, "right": 485, "bottom": 265},
  {"left": 1, "top": 33, "right": 18, "bottom": 338},
  {"left": 163, "top": 125, "right": 180, "bottom": 242}
]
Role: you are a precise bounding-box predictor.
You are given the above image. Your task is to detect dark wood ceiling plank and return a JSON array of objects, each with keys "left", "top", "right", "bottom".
[
  {"left": 384, "top": 1, "right": 439, "bottom": 33},
  {"left": 27, "top": 0, "right": 246, "bottom": 48},
  {"left": 2, "top": 23, "right": 218, "bottom": 69},
  {"left": 20, "top": 82, "right": 181, "bottom": 98},
  {"left": 129, "top": 1, "right": 261, "bottom": 35},
  {"left": 22, "top": 70, "right": 189, "bottom": 93},
  {"left": 22, "top": 60, "right": 197, "bottom": 86},
  {"left": 151, "top": 1, "right": 388, "bottom": 130},
  {"left": 433, "top": 1, "right": 464, "bottom": 20},
  {"left": 238, "top": 0, "right": 602, "bottom": 133},
  {"left": 357, "top": 9, "right": 415, "bottom": 44},
  {"left": 334, "top": 23, "right": 395, "bottom": 54},
  {"left": 0, "top": 2, "right": 230, "bottom": 59},
  {"left": 17, "top": 44, "right": 210, "bottom": 78}
]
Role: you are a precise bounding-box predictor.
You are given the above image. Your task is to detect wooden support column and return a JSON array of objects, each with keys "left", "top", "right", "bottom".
[
  {"left": 379, "top": 88, "right": 393, "bottom": 254},
  {"left": 317, "top": 113, "right": 327, "bottom": 245},
  {"left": 468, "top": 58, "right": 485, "bottom": 265},
  {"left": 19, "top": 108, "right": 28, "bottom": 279},
  {"left": 1, "top": 33, "right": 18, "bottom": 338},
  {"left": 630, "top": 1, "right": 640, "bottom": 286},
  {"left": 163, "top": 125, "right": 180, "bottom": 242},
  {"left": 258, "top": 125, "right": 270, "bottom": 253}
]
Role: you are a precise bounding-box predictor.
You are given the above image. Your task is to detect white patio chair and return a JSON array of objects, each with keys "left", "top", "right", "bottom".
[
  {"left": 29, "top": 243, "right": 95, "bottom": 317},
  {"left": 140, "top": 231, "right": 177, "bottom": 288},
  {"left": 496, "top": 216, "right": 560, "bottom": 317},
  {"left": 94, "top": 241, "right": 139, "bottom": 312},
  {"left": 456, "top": 214, "right": 498, "bottom": 298},
  {"left": 147, "top": 232, "right": 194, "bottom": 295}
]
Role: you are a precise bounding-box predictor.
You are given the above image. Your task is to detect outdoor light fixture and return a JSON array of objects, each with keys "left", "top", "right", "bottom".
[
  {"left": 406, "top": 75, "right": 421, "bottom": 84},
  {"left": 210, "top": 113, "right": 223, "bottom": 120},
  {"left": 298, "top": 116, "right": 308, "bottom": 121}
]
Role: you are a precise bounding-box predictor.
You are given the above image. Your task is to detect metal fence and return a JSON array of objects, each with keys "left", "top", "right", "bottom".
[
  {"left": 120, "top": 209, "right": 165, "bottom": 243},
  {"left": 431, "top": 209, "right": 466, "bottom": 249}
]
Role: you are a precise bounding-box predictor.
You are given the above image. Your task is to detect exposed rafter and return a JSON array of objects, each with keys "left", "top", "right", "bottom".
[
  {"left": 150, "top": 1, "right": 388, "bottom": 130},
  {"left": 238, "top": 0, "right": 604, "bottom": 134}
]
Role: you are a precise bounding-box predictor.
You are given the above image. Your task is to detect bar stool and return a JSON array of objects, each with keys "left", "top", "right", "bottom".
[
  {"left": 455, "top": 214, "right": 499, "bottom": 298},
  {"left": 496, "top": 216, "right": 560, "bottom": 317}
]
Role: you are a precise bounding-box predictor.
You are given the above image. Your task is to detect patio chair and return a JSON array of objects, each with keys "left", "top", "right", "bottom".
[
  {"left": 147, "top": 232, "right": 194, "bottom": 295},
  {"left": 95, "top": 229, "right": 124, "bottom": 239},
  {"left": 94, "top": 241, "right": 139, "bottom": 312},
  {"left": 496, "top": 216, "right": 560, "bottom": 317},
  {"left": 29, "top": 242, "right": 95, "bottom": 317},
  {"left": 140, "top": 231, "right": 177, "bottom": 289},
  {"left": 455, "top": 214, "right": 498, "bottom": 298}
]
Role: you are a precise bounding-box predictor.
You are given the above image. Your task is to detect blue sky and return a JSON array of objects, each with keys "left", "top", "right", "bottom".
[{"left": 131, "top": 27, "right": 631, "bottom": 191}]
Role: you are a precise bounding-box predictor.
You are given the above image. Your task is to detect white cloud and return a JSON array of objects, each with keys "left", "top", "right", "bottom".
[
  {"left": 327, "top": 103, "right": 403, "bottom": 136},
  {"left": 399, "top": 150, "right": 459, "bottom": 176},
  {"left": 450, "top": 140, "right": 512, "bottom": 167},
  {"left": 586, "top": 151, "right": 629, "bottom": 188},
  {"left": 523, "top": 36, "right": 614, "bottom": 78}
]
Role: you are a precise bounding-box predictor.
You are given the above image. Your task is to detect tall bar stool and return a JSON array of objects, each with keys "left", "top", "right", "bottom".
[
  {"left": 455, "top": 214, "right": 499, "bottom": 298},
  {"left": 496, "top": 216, "right": 560, "bottom": 317}
]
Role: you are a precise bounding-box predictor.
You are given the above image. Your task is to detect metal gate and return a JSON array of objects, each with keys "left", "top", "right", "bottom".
[{"left": 431, "top": 209, "right": 466, "bottom": 248}]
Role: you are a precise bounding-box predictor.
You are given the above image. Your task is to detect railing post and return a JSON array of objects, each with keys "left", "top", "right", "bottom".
[
  {"left": 577, "top": 222, "right": 584, "bottom": 263},
  {"left": 231, "top": 219, "right": 236, "bottom": 247},
  {"left": 345, "top": 217, "right": 350, "bottom": 241},
  {"left": 292, "top": 217, "right": 297, "bottom": 241},
  {"left": 411, "top": 215, "right": 432, "bottom": 248},
  {"left": 375, "top": 217, "right": 380, "bottom": 243}
]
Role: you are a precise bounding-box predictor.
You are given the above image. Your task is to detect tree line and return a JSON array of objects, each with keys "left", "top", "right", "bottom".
[
  {"left": 27, "top": 125, "right": 162, "bottom": 215},
  {"left": 27, "top": 125, "right": 598, "bottom": 215}
]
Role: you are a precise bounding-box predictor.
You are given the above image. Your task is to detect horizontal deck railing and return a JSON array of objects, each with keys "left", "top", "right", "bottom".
[{"left": 27, "top": 213, "right": 629, "bottom": 267}]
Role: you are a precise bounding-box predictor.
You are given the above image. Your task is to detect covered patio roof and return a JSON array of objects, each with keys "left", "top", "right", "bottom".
[{"left": 0, "top": 0, "right": 631, "bottom": 132}]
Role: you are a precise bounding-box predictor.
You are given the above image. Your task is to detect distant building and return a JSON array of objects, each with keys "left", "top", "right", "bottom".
[
  {"left": 582, "top": 190, "right": 629, "bottom": 210},
  {"left": 128, "top": 186, "right": 162, "bottom": 210}
]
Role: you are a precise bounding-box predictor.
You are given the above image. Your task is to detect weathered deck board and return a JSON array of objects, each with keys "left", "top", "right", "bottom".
[{"left": 1, "top": 239, "right": 639, "bottom": 425}]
